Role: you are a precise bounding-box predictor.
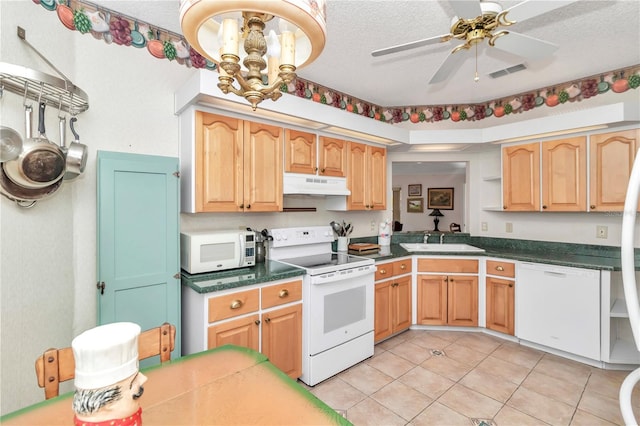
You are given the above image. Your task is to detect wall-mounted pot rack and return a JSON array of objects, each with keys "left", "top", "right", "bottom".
[{"left": 0, "top": 27, "right": 89, "bottom": 115}]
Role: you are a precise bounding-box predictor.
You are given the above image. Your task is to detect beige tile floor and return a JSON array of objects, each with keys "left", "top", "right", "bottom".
[{"left": 305, "top": 330, "right": 640, "bottom": 426}]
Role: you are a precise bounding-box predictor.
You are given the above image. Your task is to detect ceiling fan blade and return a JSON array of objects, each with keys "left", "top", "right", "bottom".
[
  {"left": 449, "top": 0, "right": 482, "bottom": 19},
  {"left": 500, "top": 0, "right": 579, "bottom": 25},
  {"left": 371, "top": 34, "right": 451, "bottom": 57},
  {"left": 491, "top": 31, "right": 558, "bottom": 60},
  {"left": 429, "top": 48, "right": 467, "bottom": 84}
]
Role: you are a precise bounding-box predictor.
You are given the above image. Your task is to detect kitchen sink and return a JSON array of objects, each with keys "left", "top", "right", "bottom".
[{"left": 399, "top": 243, "right": 485, "bottom": 253}]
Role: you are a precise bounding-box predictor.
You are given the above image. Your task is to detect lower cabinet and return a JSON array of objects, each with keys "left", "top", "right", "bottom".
[
  {"left": 416, "top": 258, "right": 479, "bottom": 326},
  {"left": 183, "top": 278, "right": 303, "bottom": 379},
  {"left": 485, "top": 260, "right": 515, "bottom": 336},
  {"left": 374, "top": 259, "right": 412, "bottom": 342}
]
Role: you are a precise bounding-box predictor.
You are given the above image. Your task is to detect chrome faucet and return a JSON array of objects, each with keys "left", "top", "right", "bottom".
[
  {"left": 423, "top": 232, "right": 431, "bottom": 244},
  {"left": 440, "top": 233, "right": 445, "bottom": 244}
]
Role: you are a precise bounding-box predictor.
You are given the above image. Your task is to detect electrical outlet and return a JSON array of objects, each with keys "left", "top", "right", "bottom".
[
  {"left": 481, "top": 222, "right": 488, "bottom": 232},
  {"left": 506, "top": 222, "right": 513, "bottom": 233},
  {"left": 596, "top": 225, "right": 608, "bottom": 239},
  {"left": 370, "top": 220, "right": 376, "bottom": 231}
]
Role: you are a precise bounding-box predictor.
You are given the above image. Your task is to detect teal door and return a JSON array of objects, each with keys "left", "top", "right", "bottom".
[{"left": 97, "top": 151, "right": 181, "bottom": 359}]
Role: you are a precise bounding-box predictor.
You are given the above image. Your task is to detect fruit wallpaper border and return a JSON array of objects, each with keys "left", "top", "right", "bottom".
[{"left": 34, "top": 0, "right": 640, "bottom": 125}]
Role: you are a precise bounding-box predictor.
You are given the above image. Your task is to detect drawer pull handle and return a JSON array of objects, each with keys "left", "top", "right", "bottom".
[
  {"left": 380, "top": 269, "right": 387, "bottom": 274},
  {"left": 230, "top": 300, "right": 243, "bottom": 310},
  {"left": 254, "top": 319, "right": 260, "bottom": 325},
  {"left": 400, "top": 264, "right": 406, "bottom": 270},
  {"left": 496, "top": 266, "right": 504, "bottom": 271},
  {"left": 279, "top": 289, "right": 289, "bottom": 298},
  {"left": 508, "top": 283, "right": 513, "bottom": 288},
  {"left": 265, "top": 317, "right": 271, "bottom": 323}
]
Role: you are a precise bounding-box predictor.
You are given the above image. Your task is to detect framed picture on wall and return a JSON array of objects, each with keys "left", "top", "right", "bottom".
[
  {"left": 408, "top": 184, "right": 422, "bottom": 196},
  {"left": 427, "top": 187, "right": 454, "bottom": 210},
  {"left": 407, "top": 197, "right": 424, "bottom": 213}
]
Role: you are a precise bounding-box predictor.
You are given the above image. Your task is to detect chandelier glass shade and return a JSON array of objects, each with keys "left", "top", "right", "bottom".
[{"left": 180, "top": 0, "right": 327, "bottom": 110}]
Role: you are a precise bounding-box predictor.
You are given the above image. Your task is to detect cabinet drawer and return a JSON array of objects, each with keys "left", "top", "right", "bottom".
[
  {"left": 375, "top": 262, "right": 395, "bottom": 281},
  {"left": 208, "top": 288, "right": 260, "bottom": 323},
  {"left": 418, "top": 258, "right": 478, "bottom": 273},
  {"left": 262, "top": 280, "right": 302, "bottom": 309},
  {"left": 486, "top": 260, "right": 515, "bottom": 278},
  {"left": 393, "top": 259, "right": 412, "bottom": 276}
]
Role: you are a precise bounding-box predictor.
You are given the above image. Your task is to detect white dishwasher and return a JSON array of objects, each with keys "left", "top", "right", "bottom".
[{"left": 517, "top": 262, "right": 601, "bottom": 361}]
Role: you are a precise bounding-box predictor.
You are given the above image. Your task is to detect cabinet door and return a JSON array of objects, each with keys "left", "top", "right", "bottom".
[
  {"left": 486, "top": 277, "right": 514, "bottom": 335},
  {"left": 447, "top": 275, "right": 478, "bottom": 326},
  {"left": 244, "top": 121, "right": 283, "bottom": 212},
  {"left": 542, "top": 137, "right": 587, "bottom": 211},
  {"left": 417, "top": 275, "right": 447, "bottom": 325},
  {"left": 393, "top": 276, "right": 412, "bottom": 333},
  {"left": 262, "top": 304, "right": 302, "bottom": 379},
  {"left": 285, "top": 129, "right": 316, "bottom": 175},
  {"left": 195, "top": 112, "right": 244, "bottom": 212},
  {"left": 503, "top": 142, "right": 540, "bottom": 211},
  {"left": 347, "top": 142, "right": 368, "bottom": 210},
  {"left": 319, "top": 136, "right": 347, "bottom": 177},
  {"left": 374, "top": 280, "right": 393, "bottom": 342},
  {"left": 207, "top": 314, "right": 260, "bottom": 350},
  {"left": 590, "top": 129, "right": 640, "bottom": 211},
  {"left": 368, "top": 146, "right": 387, "bottom": 210}
]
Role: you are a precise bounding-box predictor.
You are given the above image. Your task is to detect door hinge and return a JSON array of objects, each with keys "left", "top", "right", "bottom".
[
  {"left": 97, "top": 281, "right": 105, "bottom": 295},
  {"left": 173, "top": 171, "right": 180, "bottom": 178},
  {"left": 173, "top": 273, "right": 180, "bottom": 279}
]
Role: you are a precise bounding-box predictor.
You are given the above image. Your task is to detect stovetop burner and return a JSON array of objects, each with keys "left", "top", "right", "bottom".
[{"left": 278, "top": 252, "right": 372, "bottom": 271}]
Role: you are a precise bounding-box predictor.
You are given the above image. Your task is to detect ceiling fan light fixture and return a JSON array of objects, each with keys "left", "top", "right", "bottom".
[{"left": 180, "top": 0, "right": 327, "bottom": 110}]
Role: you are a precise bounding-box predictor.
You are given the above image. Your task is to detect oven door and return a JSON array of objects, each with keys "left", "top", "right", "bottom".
[{"left": 306, "top": 265, "right": 375, "bottom": 355}]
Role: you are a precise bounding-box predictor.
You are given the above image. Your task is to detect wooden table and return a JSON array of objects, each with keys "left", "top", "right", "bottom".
[{"left": 2, "top": 345, "right": 351, "bottom": 425}]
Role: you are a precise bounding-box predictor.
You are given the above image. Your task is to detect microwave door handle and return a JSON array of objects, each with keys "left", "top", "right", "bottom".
[{"left": 239, "top": 234, "right": 246, "bottom": 265}]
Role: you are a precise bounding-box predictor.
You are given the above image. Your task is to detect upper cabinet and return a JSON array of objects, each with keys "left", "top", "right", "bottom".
[
  {"left": 501, "top": 130, "right": 639, "bottom": 212},
  {"left": 589, "top": 129, "right": 640, "bottom": 211},
  {"left": 347, "top": 142, "right": 387, "bottom": 210},
  {"left": 502, "top": 142, "right": 540, "bottom": 211},
  {"left": 541, "top": 136, "right": 587, "bottom": 212},
  {"left": 284, "top": 132, "right": 347, "bottom": 177},
  {"left": 284, "top": 129, "right": 316, "bottom": 175},
  {"left": 191, "top": 111, "right": 283, "bottom": 213}
]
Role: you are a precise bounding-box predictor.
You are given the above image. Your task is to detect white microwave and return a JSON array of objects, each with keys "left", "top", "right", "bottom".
[{"left": 180, "top": 230, "right": 255, "bottom": 274}]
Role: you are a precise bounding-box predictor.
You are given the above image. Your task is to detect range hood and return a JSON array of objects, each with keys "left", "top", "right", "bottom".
[{"left": 283, "top": 173, "right": 351, "bottom": 196}]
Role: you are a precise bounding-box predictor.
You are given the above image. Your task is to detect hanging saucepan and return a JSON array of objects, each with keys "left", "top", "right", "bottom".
[
  {"left": 3, "top": 102, "right": 66, "bottom": 189},
  {"left": 63, "top": 117, "right": 88, "bottom": 180},
  {"left": 0, "top": 125, "right": 23, "bottom": 162}
]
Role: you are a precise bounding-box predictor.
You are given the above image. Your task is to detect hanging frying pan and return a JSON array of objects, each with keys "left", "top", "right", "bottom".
[
  {"left": 0, "top": 126, "right": 23, "bottom": 162},
  {"left": 3, "top": 102, "right": 66, "bottom": 189}
]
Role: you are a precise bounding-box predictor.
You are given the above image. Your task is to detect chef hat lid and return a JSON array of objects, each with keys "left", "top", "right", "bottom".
[{"left": 72, "top": 322, "right": 141, "bottom": 390}]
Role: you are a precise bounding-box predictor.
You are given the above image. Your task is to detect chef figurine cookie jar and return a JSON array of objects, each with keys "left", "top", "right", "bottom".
[{"left": 71, "top": 322, "right": 147, "bottom": 426}]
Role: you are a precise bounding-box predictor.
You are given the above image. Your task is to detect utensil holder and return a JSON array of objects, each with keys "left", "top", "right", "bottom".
[{"left": 337, "top": 237, "right": 349, "bottom": 252}]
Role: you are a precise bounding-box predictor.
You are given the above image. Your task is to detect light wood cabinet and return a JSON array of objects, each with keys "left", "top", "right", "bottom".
[
  {"left": 374, "top": 259, "right": 412, "bottom": 342},
  {"left": 417, "top": 258, "right": 478, "bottom": 326},
  {"left": 195, "top": 111, "right": 283, "bottom": 212},
  {"left": 485, "top": 259, "right": 515, "bottom": 336},
  {"left": 589, "top": 129, "right": 640, "bottom": 211},
  {"left": 284, "top": 131, "right": 347, "bottom": 177},
  {"left": 541, "top": 136, "right": 587, "bottom": 211},
  {"left": 347, "top": 142, "right": 386, "bottom": 210},
  {"left": 284, "top": 129, "right": 316, "bottom": 175},
  {"left": 319, "top": 136, "right": 347, "bottom": 177},
  {"left": 184, "top": 278, "right": 303, "bottom": 379},
  {"left": 502, "top": 142, "right": 540, "bottom": 211}
]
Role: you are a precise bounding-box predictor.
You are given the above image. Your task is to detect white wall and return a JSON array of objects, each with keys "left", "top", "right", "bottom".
[{"left": 1, "top": 0, "right": 638, "bottom": 416}]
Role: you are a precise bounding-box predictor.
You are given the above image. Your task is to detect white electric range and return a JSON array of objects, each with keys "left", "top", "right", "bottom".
[{"left": 268, "top": 226, "right": 376, "bottom": 386}]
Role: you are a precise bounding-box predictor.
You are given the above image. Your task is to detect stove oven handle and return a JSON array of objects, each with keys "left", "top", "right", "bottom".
[{"left": 310, "top": 264, "right": 376, "bottom": 285}]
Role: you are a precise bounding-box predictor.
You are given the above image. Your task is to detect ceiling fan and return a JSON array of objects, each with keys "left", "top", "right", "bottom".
[{"left": 371, "top": 0, "right": 578, "bottom": 84}]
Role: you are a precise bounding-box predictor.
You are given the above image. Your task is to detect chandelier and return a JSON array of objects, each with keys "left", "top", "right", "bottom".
[{"left": 180, "top": 0, "right": 327, "bottom": 110}]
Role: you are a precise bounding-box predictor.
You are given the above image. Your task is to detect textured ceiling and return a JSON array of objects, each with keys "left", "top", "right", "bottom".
[{"left": 99, "top": 0, "right": 640, "bottom": 109}]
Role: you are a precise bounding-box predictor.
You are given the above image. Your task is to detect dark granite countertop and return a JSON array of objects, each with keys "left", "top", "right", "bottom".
[
  {"left": 182, "top": 236, "right": 638, "bottom": 294},
  {"left": 181, "top": 260, "right": 305, "bottom": 294}
]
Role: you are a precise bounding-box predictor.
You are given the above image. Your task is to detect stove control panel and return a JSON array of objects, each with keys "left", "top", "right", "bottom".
[{"left": 270, "top": 226, "right": 334, "bottom": 247}]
